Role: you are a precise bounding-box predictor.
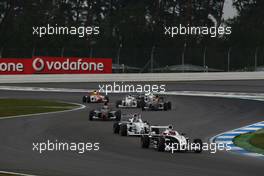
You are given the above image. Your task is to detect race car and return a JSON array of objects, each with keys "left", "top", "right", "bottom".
[
  {"left": 140, "top": 125, "right": 203, "bottom": 153},
  {"left": 89, "top": 103, "right": 121, "bottom": 121},
  {"left": 116, "top": 95, "right": 142, "bottom": 108},
  {"left": 83, "top": 90, "right": 109, "bottom": 103},
  {"left": 113, "top": 114, "right": 150, "bottom": 136},
  {"left": 141, "top": 94, "right": 171, "bottom": 111}
]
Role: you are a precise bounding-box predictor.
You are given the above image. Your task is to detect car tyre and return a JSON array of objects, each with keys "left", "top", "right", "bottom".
[
  {"left": 89, "top": 110, "right": 94, "bottom": 121},
  {"left": 141, "top": 135, "right": 150, "bottom": 148},
  {"left": 157, "top": 137, "right": 166, "bottom": 152},
  {"left": 105, "top": 96, "right": 109, "bottom": 103},
  {"left": 115, "top": 110, "right": 121, "bottom": 121},
  {"left": 82, "top": 96, "right": 87, "bottom": 103},
  {"left": 116, "top": 100, "right": 122, "bottom": 108},
  {"left": 167, "top": 102, "right": 172, "bottom": 110},
  {"left": 120, "top": 124, "right": 128, "bottom": 136},
  {"left": 113, "top": 122, "right": 120, "bottom": 134},
  {"left": 86, "top": 95, "right": 91, "bottom": 103}
]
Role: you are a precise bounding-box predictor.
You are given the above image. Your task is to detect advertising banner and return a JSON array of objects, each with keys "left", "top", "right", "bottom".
[{"left": 0, "top": 57, "right": 112, "bottom": 74}]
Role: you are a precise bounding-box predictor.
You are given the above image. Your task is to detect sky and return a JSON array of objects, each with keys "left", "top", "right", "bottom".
[{"left": 223, "top": 0, "right": 237, "bottom": 20}]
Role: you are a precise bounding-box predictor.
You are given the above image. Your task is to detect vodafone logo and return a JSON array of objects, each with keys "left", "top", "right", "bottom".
[
  {"left": 32, "top": 58, "right": 45, "bottom": 71},
  {"left": 32, "top": 58, "right": 105, "bottom": 72},
  {"left": 0, "top": 57, "right": 112, "bottom": 74}
]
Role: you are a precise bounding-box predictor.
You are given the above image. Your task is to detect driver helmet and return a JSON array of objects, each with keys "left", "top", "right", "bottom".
[
  {"left": 133, "top": 113, "right": 140, "bottom": 121},
  {"left": 102, "top": 102, "right": 109, "bottom": 109},
  {"left": 93, "top": 90, "right": 98, "bottom": 95}
]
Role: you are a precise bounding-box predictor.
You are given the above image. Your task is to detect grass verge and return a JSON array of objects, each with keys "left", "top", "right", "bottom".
[
  {"left": 0, "top": 99, "right": 79, "bottom": 118},
  {"left": 233, "top": 129, "right": 264, "bottom": 155}
]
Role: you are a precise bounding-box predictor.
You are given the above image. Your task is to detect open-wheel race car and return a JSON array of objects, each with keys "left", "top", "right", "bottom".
[
  {"left": 89, "top": 103, "right": 121, "bottom": 121},
  {"left": 141, "top": 94, "right": 172, "bottom": 111},
  {"left": 113, "top": 114, "right": 150, "bottom": 136},
  {"left": 83, "top": 90, "right": 109, "bottom": 103},
  {"left": 140, "top": 125, "right": 203, "bottom": 153},
  {"left": 116, "top": 95, "right": 143, "bottom": 108}
]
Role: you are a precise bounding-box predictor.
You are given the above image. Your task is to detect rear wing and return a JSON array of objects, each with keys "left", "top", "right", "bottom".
[
  {"left": 121, "top": 113, "right": 141, "bottom": 118},
  {"left": 150, "top": 125, "right": 169, "bottom": 129}
]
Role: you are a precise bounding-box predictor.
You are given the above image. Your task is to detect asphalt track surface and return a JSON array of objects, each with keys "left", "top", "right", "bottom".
[{"left": 0, "top": 80, "right": 264, "bottom": 176}]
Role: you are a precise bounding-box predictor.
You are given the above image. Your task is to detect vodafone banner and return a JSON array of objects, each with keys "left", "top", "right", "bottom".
[{"left": 0, "top": 57, "right": 112, "bottom": 74}]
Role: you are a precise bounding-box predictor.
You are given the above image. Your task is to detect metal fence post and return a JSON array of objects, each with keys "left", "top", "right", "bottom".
[
  {"left": 61, "top": 47, "right": 65, "bottom": 57},
  {"left": 227, "top": 47, "right": 232, "bottom": 72},
  {"left": 89, "top": 47, "right": 93, "bottom": 58},
  {"left": 0, "top": 48, "right": 3, "bottom": 58},
  {"left": 32, "top": 47, "right": 35, "bottom": 57},
  {"left": 203, "top": 46, "right": 207, "bottom": 72},
  {"left": 181, "top": 42, "right": 187, "bottom": 72},
  {"left": 150, "top": 45, "right": 155, "bottom": 73},
  {"left": 254, "top": 47, "right": 258, "bottom": 71}
]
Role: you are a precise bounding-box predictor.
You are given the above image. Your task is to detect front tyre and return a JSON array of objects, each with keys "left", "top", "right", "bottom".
[
  {"left": 115, "top": 110, "right": 121, "bottom": 121},
  {"left": 141, "top": 135, "right": 150, "bottom": 148},
  {"left": 105, "top": 96, "right": 109, "bottom": 103},
  {"left": 86, "top": 95, "right": 91, "bottom": 103},
  {"left": 89, "top": 110, "right": 94, "bottom": 121},
  {"left": 82, "top": 96, "right": 87, "bottom": 103},
  {"left": 167, "top": 102, "right": 172, "bottom": 110},
  {"left": 120, "top": 124, "right": 128, "bottom": 136},
  {"left": 157, "top": 137, "right": 166, "bottom": 152},
  {"left": 116, "top": 100, "right": 122, "bottom": 108},
  {"left": 113, "top": 122, "right": 120, "bottom": 134}
]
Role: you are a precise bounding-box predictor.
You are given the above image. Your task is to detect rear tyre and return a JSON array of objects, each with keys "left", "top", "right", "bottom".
[
  {"left": 115, "top": 110, "right": 121, "bottom": 121},
  {"left": 140, "top": 100, "right": 146, "bottom": 110},
  {"left": 164, "top": 103, "right": 168, "bottom": 111},
  {"left": 116, "top": 100, "right": 122, "bottom": 108},
  {"left": 193, "top": 139, "right": 203, "bottom": 153},
  {"left": 82, "top": 96, "right": 87, "bottom": 103},
  {"left": 120, "top": 124, "right": 128, "bottom": 136},
  {"left": 138, "top": 98, "right": 144, "bottom": 108},
  {"left": 86, "top": 96, "right": 91, "bottom": 103},
  {"left": 89, "top": 110, "right": 94, "bottom": 121},
  {"left": 167, "top": 102, "right": 172, "bottom": 110},
  {"left": 157, "top": 137, "right": 166, "bottom": 152},
  {"left": 105, "top": 96, "right": 109, "bottom": 103},
  {"left": 141, "top": 135, "right": 150, "bottom": 148},
  {"left": 113, "top": 122, "right": 120, "bottom": 134}
]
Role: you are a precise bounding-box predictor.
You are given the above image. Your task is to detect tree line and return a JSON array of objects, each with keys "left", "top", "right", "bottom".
[{"left": 0, "top": 0, "right": 263, "bottom": 70}]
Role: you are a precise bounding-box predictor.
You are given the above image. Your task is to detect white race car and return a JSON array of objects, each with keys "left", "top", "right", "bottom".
[
  {"left": 113, "top": 114, "right": 150, "bottom": 136},
  {"left": 141, "top": 125, "right": 202, "bottom": 153},
  {"left": 116, "top": 95, "right": 142, "bottom": 108}
]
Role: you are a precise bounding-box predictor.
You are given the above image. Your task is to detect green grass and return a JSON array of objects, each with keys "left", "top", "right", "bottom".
[
  {"left": 0, "top": 173, "right": 25, "bottom": 176},
  {"left": 249, "top": 129, "right": 264, "bottom": 150},
  {"left": 233, "top": 129, "right": 264, "bottom": 155},
  {"left": 0, "top": 99, "right": 79, "bottom": 118}
]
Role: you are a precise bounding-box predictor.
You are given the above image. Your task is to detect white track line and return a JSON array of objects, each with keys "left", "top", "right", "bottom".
[{"left": 0, "top": 171, "right": 38, "bottom": 176}]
